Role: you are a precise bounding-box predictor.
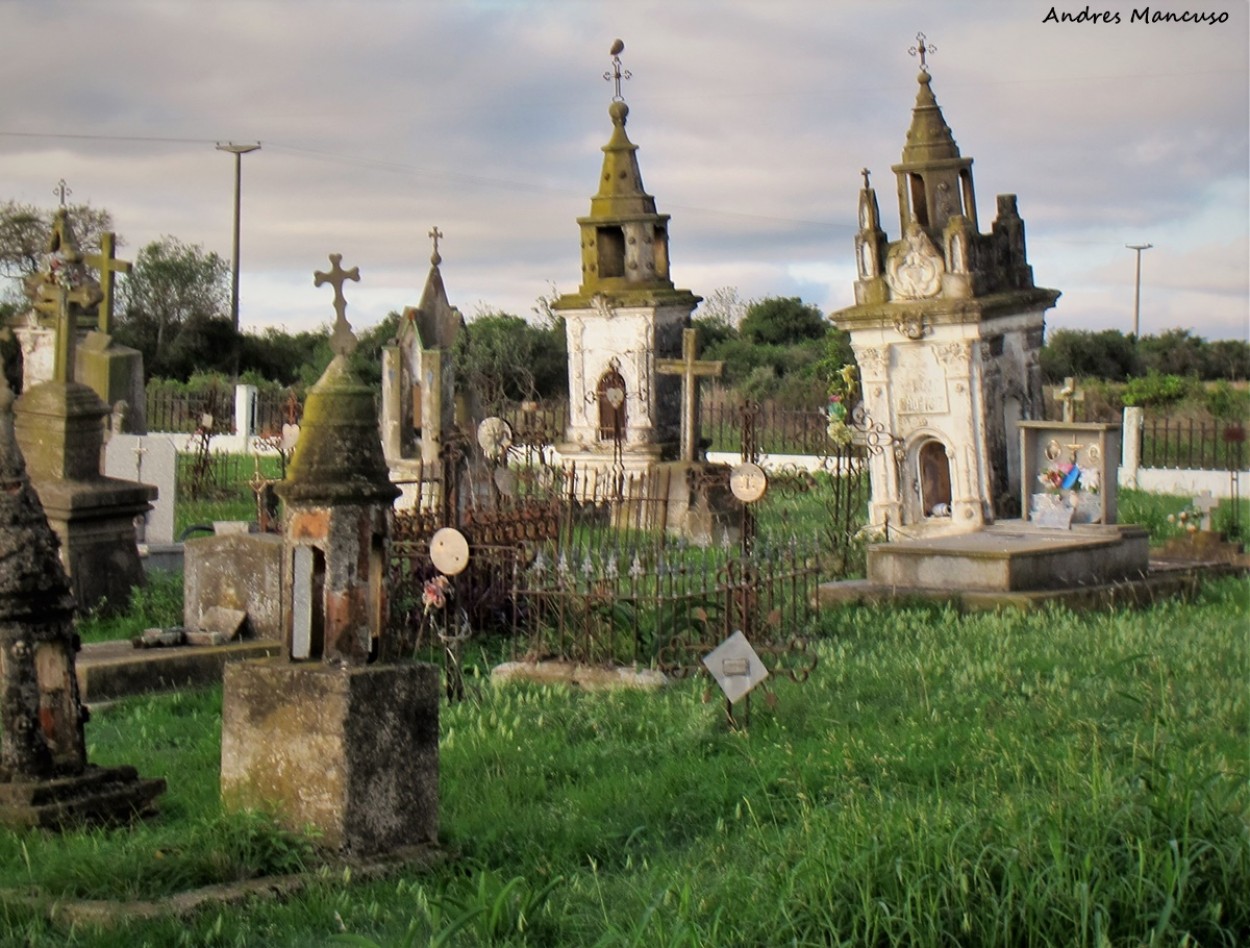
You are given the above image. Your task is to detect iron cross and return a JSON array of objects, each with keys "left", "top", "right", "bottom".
[
  {"left": 314, "top": 253, "right": 361, "bottom": 357},
  {"left": 53, "top": 178, "right": 72, "bottom": 207},
  {"left": 909, "top": 33, "right": 936, "bottom": 72},
  {"left": 604, "top": 38, "right": 631, "bottom": 101},
  {"left": 860, "top": 168, "right": 871, "bottom": 190}
]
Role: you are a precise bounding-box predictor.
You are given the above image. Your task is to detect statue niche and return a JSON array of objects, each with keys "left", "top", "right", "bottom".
[{"left": 596, "top": 364, "right": 627, "bottom": 442}]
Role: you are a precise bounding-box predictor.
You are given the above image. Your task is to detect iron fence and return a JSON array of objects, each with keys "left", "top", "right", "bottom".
[
  {"left": 1140, "top": 418, "right": 1246, "bottom": 471},
  {"left": 145, "top": 386, "right": 234, "bottom": 435}
]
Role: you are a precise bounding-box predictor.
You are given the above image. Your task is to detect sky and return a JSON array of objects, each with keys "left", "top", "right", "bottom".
[{"left": 2, "top": 0, "right": 1247, "bottom": 343}]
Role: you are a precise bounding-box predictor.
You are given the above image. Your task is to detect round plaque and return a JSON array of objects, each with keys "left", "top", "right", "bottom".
[
  {"left": 477, "top": 417, "right": 513, "bottom": 461},
  {"left": 729, "top": 462, "right": 768, "bottom": 503},
  {"left": 429, "top": 527, "right": 470, "bottom": 575}
]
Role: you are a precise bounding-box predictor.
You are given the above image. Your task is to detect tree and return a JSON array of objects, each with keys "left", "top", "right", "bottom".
[
  {"left": 1040, "top": 329, "right": 1141, "bottom": 383},
  {"left": 0, "top": 200, "right": 116, "bottom": 302},
  {"left": 115, "top": 236, "right": 231, "bottom": 376},
  {"left": 455, "top": 310, "right": 567, "bottom": 407},
  {"left": 739, "top": 297, "right": 826, "bottom": 346}
]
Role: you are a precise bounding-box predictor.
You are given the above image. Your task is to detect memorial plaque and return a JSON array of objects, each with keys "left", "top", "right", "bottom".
[
  {"left": 729, "top": 463, "right": 768, "bottom": 503},
  {"left": 702, "top": 631, "right": 768, "bottom": 704},
  {"left": 429, "top": 527, "right": 470, "bottom": 575}
]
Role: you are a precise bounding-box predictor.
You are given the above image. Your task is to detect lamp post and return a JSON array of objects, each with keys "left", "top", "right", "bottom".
[
  {"left": 216, "top": 142, "right": 261, "bottom": 332},
  {"left": 1126, "top": 243, "right": 1152, "bottom": 338}
]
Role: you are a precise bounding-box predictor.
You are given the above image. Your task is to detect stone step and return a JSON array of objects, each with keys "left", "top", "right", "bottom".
[{"left": 76, "top": 639, "right": 281, "bottom": 705}]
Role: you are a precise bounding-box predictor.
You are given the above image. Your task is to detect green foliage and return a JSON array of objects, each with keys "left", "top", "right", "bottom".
[
  {"left": 1041, "top": 328, "right": 1142, "bottom": 383},
  {"left": 1042, "top": 328, "right": 1249, "bottom": 384},
  {"left": 738, "top": 296, "right": 826, "bottom": 346},
  {"left": 114, "top": 237, "right": 233, "bottom": 379},
  {"left": 1203, "top": 379, "right": 1250, "bottom": 421},
  {"left": 455, "top": 310, "right": 567, "bottom": 407},
  {"left": 1122, "top": 370, "right": 1195, "bottom": 407},
  {"left": 77, "top": 570, "right": 184, "bottom": 644}
]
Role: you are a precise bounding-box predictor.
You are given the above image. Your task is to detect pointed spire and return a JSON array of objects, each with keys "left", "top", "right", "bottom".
[{"left": 901, "top": 70, "right": 962, "bottom": 165}]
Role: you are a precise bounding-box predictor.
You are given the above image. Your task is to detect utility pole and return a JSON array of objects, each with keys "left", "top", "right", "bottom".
[
  {"left": 216, "top": 142, "right": 261, "bottom": 332},
  {"left": 1126, "top": 243, "right": 1152, "bottom": 338}
]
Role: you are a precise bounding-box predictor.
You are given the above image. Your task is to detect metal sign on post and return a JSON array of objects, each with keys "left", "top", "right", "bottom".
[{"left": 702, "top": 630, "right": 769, "bottom": 705}]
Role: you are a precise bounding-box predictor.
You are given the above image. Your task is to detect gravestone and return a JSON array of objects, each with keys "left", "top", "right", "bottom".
[
  {"left": 0, "top": 378, "right": 164, "bottom": 828},
  {"left": 1018, "top": 421, "right": 1120, "bottom": 526},
  {"left": 12, "top": 277, "right": 155, "bottom": 614},
  {"left": 381, "top": 228, "right": 469, "bottom": 510},
  {"left": 104, "top": 433, "right": 178, "bottom": 545},
  {"left": 222, "top": 255, "right": 438, "bottom": 856},
  {"left": 10, "top": 213, "right": 146, "bottom": 433}
]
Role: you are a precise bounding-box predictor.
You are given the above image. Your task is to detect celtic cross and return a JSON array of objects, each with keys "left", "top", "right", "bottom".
[{"left": 909, "top": 32, "right": 936, "bottom": 72}]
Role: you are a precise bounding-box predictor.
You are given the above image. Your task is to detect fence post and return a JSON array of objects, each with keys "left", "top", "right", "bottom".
[
  {"left": 1122, "top": 406, "right": 1143, "bottom": 488},
  {"left": 235, "top": 384, "right": 258, "bottom": 440}
]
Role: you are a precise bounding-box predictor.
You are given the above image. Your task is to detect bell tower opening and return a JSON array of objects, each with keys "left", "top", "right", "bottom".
[{"left": 597, "top": 227, "right": 626, "bottom": 278}]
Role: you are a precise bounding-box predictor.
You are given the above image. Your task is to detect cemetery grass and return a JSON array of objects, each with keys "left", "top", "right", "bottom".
[{"left": 2, "top": 580, "right": 1247, "bottom": 946}]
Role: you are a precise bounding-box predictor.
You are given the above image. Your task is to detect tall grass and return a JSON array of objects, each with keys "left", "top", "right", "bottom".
[{"left": 2, "top": 578, "right": 1245, "bottom": 946}]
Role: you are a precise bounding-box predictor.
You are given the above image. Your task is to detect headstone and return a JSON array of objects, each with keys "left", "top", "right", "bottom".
[
  {"left": 104, "top": 434, "right": 178, "bottom": 545},
  {"left": 1193, "top": 491, "right": 1219, "bottom": 532},
  {"left": 183, "top": 534, "right": 284, "bottom": 640},
  {"left": 223, "top": 255, "right": 438, "bottom": 856}
]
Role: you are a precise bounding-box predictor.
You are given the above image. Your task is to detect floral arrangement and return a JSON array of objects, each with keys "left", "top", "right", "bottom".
[
  {"left": 422, "top": 574, "right": 451, "bottom": 613},
  {"left": 1038, "top": 460, "right": 1099, "bottom": 494},
  {"left": 826, "top": 363, "right": 859, "bottom": 447}
]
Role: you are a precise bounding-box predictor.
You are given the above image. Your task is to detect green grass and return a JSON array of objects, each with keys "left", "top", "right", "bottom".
[
  {"left": 3, "top": 578, "right": 1246, "bottom": 946},
  {"left": 76, "top": 571, "right": 184, "bottom": 645}
]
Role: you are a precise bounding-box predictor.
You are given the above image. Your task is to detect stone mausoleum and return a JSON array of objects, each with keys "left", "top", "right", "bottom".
[
  {"left": 553, "top": 43, "right": 700, "bottom": 475},
  {"left": 832, "top": 42, "right": 1060, "bottom": 538}
]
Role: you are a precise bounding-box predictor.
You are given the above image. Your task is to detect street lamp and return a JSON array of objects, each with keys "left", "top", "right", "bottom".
[
  {"left": 216, "top": 142, "right": 261, "bottom": 332},
  {"left": 1126, "top": 243, "right": 1152, "bottom": 338}
]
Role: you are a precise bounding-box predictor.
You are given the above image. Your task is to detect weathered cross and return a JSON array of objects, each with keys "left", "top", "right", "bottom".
[
  {"left": 314, "top": 253, "right": 361, "bottom": 357},
  {"left": 1192, "top": 490, "right": 1219, "bottom": 532},
  {"left": 657, "top": 328, "right": 723, "bottom": 464},
  {"left": 860, "top": 168, "right": 871, "bottom": 190},
  {"left": 53, "top": 178, "right": 72, "bottom": 207},
  {"left": 1056, "top": 376, "right": 1085, "bottom": 424},
  {"left": 428, "top": 226, "right": 444, "bottom": 266},
  {"left": 51, "top": 285, "right": 77, "bottom": 384},
  {"left": 604, "top": 39, "right": 631, "bottom": 101},
  {"left": 909, "top": 32, "right": 936, "bottom": 72},
  {"left": 84, "top": 232, "right": 131, "bottom": 334}
]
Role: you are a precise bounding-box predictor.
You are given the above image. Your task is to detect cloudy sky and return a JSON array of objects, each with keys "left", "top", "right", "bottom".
[{"left": 2, "top": 0, "right": 1246, "bottom": 343}]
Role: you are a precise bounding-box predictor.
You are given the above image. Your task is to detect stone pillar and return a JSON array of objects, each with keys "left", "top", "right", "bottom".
[
  {"left": 234, "top": 384, "right": 258, "bottom": 440},
  {"left": 381, "top": 345, "right": 404, "bottom": 461},
  {"left": 420, "top": 348, "right": 445, "bottom": 467},
  {"left": 1121, "top": 407, "right": 1143, "bottom": 489}
]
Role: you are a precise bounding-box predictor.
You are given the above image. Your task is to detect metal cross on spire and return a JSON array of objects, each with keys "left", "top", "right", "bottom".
[
  {"left": 429, "top": 226, "right": 443, "bottom": 266},
  {"left": 860, "top": 168, "right": 872, "bottom": 190},
  {"left": 604, "top": 38, "right": 631, "bottom": 101},
  {"left": 314, "top": 253, "right": 361, "bottom": 357},
  {"left": 53, "top": 179, "right": 72, "bottom": 207},
  {"left": 909, "top": 32, "right": 936, "bottom": 72}
]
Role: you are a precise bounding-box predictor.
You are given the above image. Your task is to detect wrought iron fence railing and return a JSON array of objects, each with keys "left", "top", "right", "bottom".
[{"left": 1140, "top": 418, "right": 1246, "bottom": 471}]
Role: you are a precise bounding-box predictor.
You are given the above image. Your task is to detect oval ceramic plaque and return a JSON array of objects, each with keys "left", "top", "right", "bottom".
[
  {"left": 729, "top": 462, "right": 768, "bottom": 503},
  {"left": 477, "top": 417, "right": 513, "bottom": 460},
  {"left": 494, "top": 467, "right": 518, "bottom": 498},
  {"left": 429, "top": 527, "right": 470, "bottom": 575}
]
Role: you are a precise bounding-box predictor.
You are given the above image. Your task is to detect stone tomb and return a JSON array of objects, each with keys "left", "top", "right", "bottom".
[{"left": 221, "top": 256, "right": 438, "bottom": 856}]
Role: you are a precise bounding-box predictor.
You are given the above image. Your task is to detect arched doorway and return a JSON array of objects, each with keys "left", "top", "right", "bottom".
[
  {"left": 918, "top": 439, "right": 952, "bottom": 517},
  {"left": 596, "top": 366, "right": 627, "bottom": 443}
]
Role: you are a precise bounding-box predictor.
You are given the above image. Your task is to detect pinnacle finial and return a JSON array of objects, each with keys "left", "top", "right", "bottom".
[
  {"left": 604, "top": 39, "right": 631, "bottom": 101},
  {"left": 909, "top": 32, "right": 936, "bottom": 73},
  {"left": 428, "top": 226, "right": 443, "bottom": 267}
]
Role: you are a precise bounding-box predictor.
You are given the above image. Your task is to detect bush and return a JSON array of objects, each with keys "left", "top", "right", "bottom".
[{"left": 1122, "top": 372, "right": 1195, "bottom": 407}]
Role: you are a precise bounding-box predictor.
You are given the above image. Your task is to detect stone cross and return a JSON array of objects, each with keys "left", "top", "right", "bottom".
[
  {"left": 1193, "top": 490, "right": 1219, "bottom": 532},
  {"left": 51, "top": 285, "right": 77, "bottom": 384},
  {"left": 656, "top": 328, "right": 723, "bottom": 464},
  {"left": 1057, "top": 376, "right": 1085, "bottom": 424},
  {"left": 84, "top": 232, "right": 131, "bottom": 335},
  {"left": 314, "top": 254, "right": 360, "bottom": 357}
]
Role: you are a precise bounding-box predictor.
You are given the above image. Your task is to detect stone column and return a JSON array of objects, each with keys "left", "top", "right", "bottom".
[{"left": 1121, "top": 407, "right": 1143, "bottom": 489}]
